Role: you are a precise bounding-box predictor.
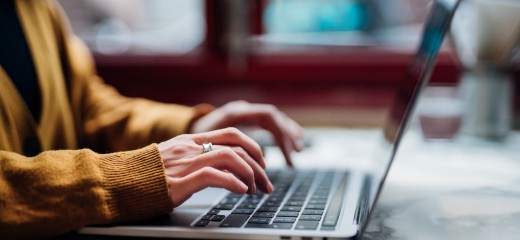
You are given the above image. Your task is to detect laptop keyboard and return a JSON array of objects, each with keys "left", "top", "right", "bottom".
[{"left": 193, "top": 169, "right": 348, "bottom": 230}]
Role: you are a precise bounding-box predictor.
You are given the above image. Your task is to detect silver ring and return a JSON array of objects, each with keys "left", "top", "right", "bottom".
[{"left": 202, "top": 142, "right": 213, "bottom": 153}]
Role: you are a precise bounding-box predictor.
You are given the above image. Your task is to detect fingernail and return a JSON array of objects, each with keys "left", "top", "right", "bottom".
[
  {"left": 297, "top": 139, "right": 304, "bottom": 151},
  {"left": 269, "top": 182, "right": 274, "bottom": 193},
  {"left": 240, "top": 182, "right": 248, "bottom": 193}
]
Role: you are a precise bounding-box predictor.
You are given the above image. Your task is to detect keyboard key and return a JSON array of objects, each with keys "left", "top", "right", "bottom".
[
  {"left": 242, "top": 198, "right": 261, "bottom": 205},
  {"left": 291, "top": 193, "right": 308, "bottom": 199},
  {"left": 227, "top": 193, "right": 244, "bottom": 198},
  {"left": 302, "top": 209, "right": 324, "bottom": 215},
  {"left": 253, "top": 212, "right": 275, "bottom": 218},
  {"left": 220, "top": 197, "right": 241, "bottom": 204},
  {"left": 273, "top": 217, "right": 297, "bottom": 223},
  {"left": 310, "top": 196, "right": 328, "bottom": 200},
  {"left": 266, "top": 196, "right": 282, "bottom": 202},
  {"left": 305, "top": 204, "right": 326, "bottom": 210},
  {"left": 295, "top": 220, "right": 319, "bottom": 230},
  {"left": 232, "top": 209, "right": 254, "bottom": 215},
  {"left": 220, "top": 214, "right": 249, "bottom": 227},
  {"left": 308, "top": 199, "right": 328, "bottom": 205},
  {"left": 201, "top": 215, "right": 212, "bottom": 220},
  {"left": 262, "top": 202, "right": 281, "bottom": 207},
  {"left": 322, "top": 218, "right": 338, "bottom": 226},
  {"left": 256, "top": 207, "right": 278, "bottom": 212},
  {"left": 245, "top": 223, "right": 293, "bottom": 229},
  {"left": 299, "top": 215, "right": 322, "bottom": 221},
  {"left": 285, "top": 201, "right": 304, "bottom": 206},
  {"left": 248, "top": 217, "right": 272, "bottom": 224},
  {"left": 238, "top": 204, "right": 258, "bottom": 209},
  {"left": 214, "top": 204, "right": 235, "bottom": 210},
  {"left": 194, "top": 220, "right": 210, "bottom": 227},
  {"left": 276, "top": 211, "right": 299, "bottom": 217},
  {"left": 207, "top": 209, "right": 220, "bottom": 215},
  {"left": 289, "top": 196, "right": 306, "bottom": 201},
  {"left": 210, "top": 215, "right": 226, "bottom": 222},
  {"left": 281, "top": 206, "right": 301, "bottom": 212},
  {"left": 321, "top": 173, "right": 347, "bottom": 228},
  {"left": 248, "top": 193, "right": 265, "bottom": 199},
  {"left": 271, "top": 223, "right": 294, "bottom": 229}
]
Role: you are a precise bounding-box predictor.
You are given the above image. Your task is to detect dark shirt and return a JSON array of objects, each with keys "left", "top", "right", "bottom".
[
  {"left": 0, "top": 0, "right": 42, "bottom": 122},
  {"left": 1, "top": 0, "right": 43, "bottom": 156}
]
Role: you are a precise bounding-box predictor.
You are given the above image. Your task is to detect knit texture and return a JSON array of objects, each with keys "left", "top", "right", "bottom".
[
  {"left": 0, "top": 144, "right": 173, "bottom": 239},
  {"left": 100, "top": 144, "right": 173, "bottom": 222}
]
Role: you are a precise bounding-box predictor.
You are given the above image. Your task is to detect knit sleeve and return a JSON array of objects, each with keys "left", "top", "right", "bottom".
[{"left": 0, "top": 144, "right": 172, "bottom": 239}]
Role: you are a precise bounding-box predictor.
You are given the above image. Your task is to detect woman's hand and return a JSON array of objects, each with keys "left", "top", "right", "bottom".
[
  {"left": 158, "top": 127, "right": 274, "bottom": 208},
  {"left": 190, "top": 101, "right": 304, "bottom": 167}
]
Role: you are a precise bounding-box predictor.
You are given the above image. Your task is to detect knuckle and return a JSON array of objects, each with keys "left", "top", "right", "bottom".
[
  {"left": 168, "top": 177, "right": 183, "bottom": 188},
  {"left": 234, "top": 100, "right": 248, "bottom": 104},
  {"left": 224, "top": 127, "right": 241, "bottom": 136},
  {"left": 231, "top": 146, "right": 247, "bottom": 156},
  {"left": 222, "top": 172, "right": 236, "bottom": 185},
  {"left": 263, "top": 104, "right": 278, "bottom": 114},
  {"left": 170, "top": 142, "right": 197, "bottom": 156},
  {"left": 199, "top": 167, "right": 217, "bottom": 179},
  {"left": 228, "top": 100, "right": 248, "bottom": 108},
  {"left": 244, "top": 165, "right": 254, "bottom": 178},
  {"left": 170, "top": 145, "right": 187, "bottom": 156},
  {"left": 217, "top": 147, "right": 237, "bottom": 159}
]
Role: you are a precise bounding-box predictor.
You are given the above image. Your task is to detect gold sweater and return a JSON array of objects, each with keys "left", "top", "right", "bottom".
[{"left": 0, "top": 0, "right": 212, "bottom": 238}]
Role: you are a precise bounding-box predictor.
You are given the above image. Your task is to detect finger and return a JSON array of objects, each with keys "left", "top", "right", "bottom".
[
  {"left": 213, "top": 145, "right": 273, "bottom": 193},
  {"left": 225, "top": 105, "right": 304, "bottom": 154},
  {"left": 169, "top": 167, "right": 248, "bottom": 207},
  {"left": 286, "top": 117, "right": 305, "bottom": 152},
  {"left": 193, "top": 127, "right": 266, "bottom": 169},
  {"left": 250, "top": 109, "right": 297, "bottom": 167},
  {"left": 181, "top": 148, "right": 258, "bottom": 194},
  {"left": 273, "top": 112, "right": 304, "bottom": 153},
  {"left": 277, "top": 132, "right": 295, "bottom": 168}
]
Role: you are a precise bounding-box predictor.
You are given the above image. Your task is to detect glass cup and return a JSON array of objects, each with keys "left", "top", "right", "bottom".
[{"left": 417, "top": 85, "right": 463, "bottom": 140}]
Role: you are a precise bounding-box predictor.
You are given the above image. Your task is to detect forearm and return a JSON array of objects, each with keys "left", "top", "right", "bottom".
[
  {"left": 80, "top": 78, "right": 214, "bottom": 151},
  {"left": 0, "top": 144, "right": 172, "bottom": 239}
]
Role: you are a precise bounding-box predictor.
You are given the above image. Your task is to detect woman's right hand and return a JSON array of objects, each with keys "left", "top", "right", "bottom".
[{"left": 158, "top": 127, "right": 274, "bottom": 208}]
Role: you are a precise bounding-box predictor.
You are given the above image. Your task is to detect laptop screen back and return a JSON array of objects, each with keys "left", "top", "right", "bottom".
[{"left": 358, "top": 0, "right": 461, "bottom": 236}]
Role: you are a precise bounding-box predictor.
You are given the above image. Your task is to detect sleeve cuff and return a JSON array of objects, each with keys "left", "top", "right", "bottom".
[{"left": 99, "top": 144, "right": 173, "bottom": 222}]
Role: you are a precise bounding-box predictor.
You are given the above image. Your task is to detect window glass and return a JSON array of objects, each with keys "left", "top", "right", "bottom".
[
  {"left": 58, "top": 0, "right": 205, "bottom": 55},
  {"left": 261, "top": 0, "right": 432, "bottom": 47}
]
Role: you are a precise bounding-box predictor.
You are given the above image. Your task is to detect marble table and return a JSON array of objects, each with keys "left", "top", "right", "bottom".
[
  {"left": 362, "top": 130, "right": 520, "bottom": 240},
  {"left": 264, "top": 127, "right": 520, "bottom": 240}
]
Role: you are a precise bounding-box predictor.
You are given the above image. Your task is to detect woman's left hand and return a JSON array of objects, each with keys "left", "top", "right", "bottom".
[{"left": 190, "top": 101, "right": 304, "bottom": 167}]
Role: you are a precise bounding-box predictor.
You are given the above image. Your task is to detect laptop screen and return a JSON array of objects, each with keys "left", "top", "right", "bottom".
[{"left": 358, "top": 0, "right": 461, "bottom": 236}]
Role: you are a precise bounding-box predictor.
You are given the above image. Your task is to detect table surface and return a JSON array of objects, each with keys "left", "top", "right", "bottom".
[{"left": 264, "top": 127, "right": 520, "bottom": 240}]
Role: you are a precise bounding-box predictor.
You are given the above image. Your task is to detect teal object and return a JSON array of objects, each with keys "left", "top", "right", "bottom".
[{"left": 264, "top": 0, "right": 368, "bottom": 33}]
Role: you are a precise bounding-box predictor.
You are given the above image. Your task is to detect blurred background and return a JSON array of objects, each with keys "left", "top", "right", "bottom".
[{"left": 58, "top": 0, "right": 520, "bottom": 139}]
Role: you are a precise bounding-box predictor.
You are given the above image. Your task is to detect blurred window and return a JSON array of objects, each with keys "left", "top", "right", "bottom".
[
  {"left": 58, "top": 0, "right": 437, "bottom": 55},
  {"left": 264, "top": 0, "right": 370, "bottom": 33},
  {"left": 58, "top": 0, "right": 205, "bottom": 55},
  {"left": 260, "top": 0, "right": 433, "bottom": 47}
]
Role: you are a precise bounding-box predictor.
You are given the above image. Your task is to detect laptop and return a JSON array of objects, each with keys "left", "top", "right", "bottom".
[{"left": 79, "top": 0, "right": 461, "bottom": 239}]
